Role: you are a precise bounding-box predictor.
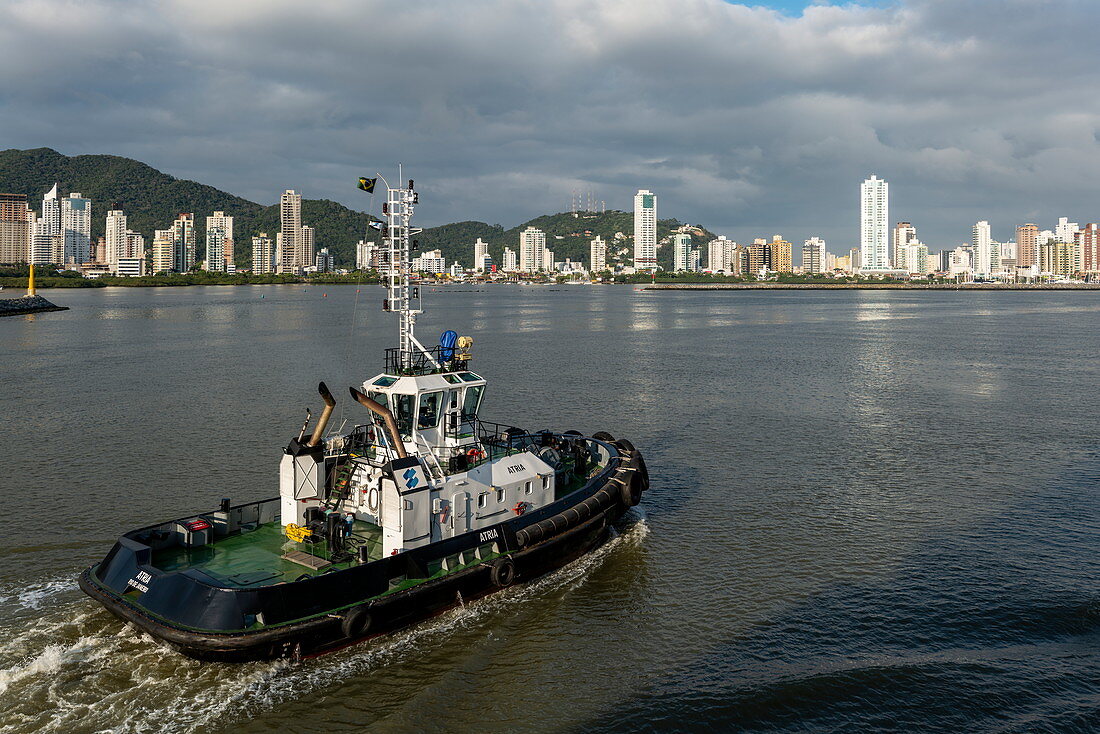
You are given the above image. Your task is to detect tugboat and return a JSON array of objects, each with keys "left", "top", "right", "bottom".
[{"left": 79, "top": 176, "right": 648, "bottom": 662}]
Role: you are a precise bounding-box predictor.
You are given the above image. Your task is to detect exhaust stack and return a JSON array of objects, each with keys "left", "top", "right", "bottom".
[
  {"left": 308, "top": 382, "right": 337, "bottom": 447},
  {"left": 349, "top": 387, "right": 408, "bottom": 459}
]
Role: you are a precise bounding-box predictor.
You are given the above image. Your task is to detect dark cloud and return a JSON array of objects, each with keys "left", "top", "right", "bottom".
[{"left": 4, "top": 0, "right": 1100, "bottom": 252}]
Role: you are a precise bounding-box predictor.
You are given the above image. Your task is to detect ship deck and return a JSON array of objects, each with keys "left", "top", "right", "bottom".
[{"left": 150, "top": 520, "right": 384, "bottom": 588}]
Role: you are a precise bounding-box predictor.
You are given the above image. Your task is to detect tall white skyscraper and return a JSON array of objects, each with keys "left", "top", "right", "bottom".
[
  {"left": 519, "top": 227, "right": 545, "bottom": 272},
  {"left": 473, "top": 237, "right": 489, "bottom": 272},
  {"left": 859, "top": 175, "right": 889, "bottom": 270},
  {"left": 972, "top": 220, "right": 998, "bottom": 276},
  {"left": 171, "top": 213, "right": 196, "bottom": 272},
  {"left": 105, "top": 209, "right": 127, "bottom": 273},
  {"left": 590, "top": 236, "right": 607, "bottom": 273},
  {"left": 803, "top": 237, "right": 825, "bottom": 274},
  {"left": 61, "top": 193, "right": 91, "bottom": 264},
  {"left": 633, "top": 189, "right": 657, "bottom": 271},
  {"left": 151, "top": 229, "right": 174, "bottom": 274},
  {"left": 279, "top": 189, "right": 302, "bottom": 273},
  {"left": 672, "top": 233, "right": 694, "bottom": 272},
  {"left": 252, "top": 234, "right": 276, "bottom": 274},
  {"left": 891, "top": 222, "right": 916, "bottom": 269},
  {"left": 706, "top": 236, "right": 734, "bottom": 273},
  {"left": 299, "top": 225, "right": 315, "bottom": 269},
  {"left": 205, "top": 211, "right": 234, "bottom": 272}
]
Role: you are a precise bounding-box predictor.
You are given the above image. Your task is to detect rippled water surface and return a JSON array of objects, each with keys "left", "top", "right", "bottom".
[{"left": 2, "top": 285, "right": 1099, "bottom": 733}]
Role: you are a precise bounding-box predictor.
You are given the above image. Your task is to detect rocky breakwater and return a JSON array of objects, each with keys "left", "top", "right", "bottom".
[{"left": 0, "top": 294, "right": 69, "bottom": 317}]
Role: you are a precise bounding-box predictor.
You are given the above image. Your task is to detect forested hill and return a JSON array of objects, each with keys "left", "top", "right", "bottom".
[{"left": 0, "top": 148, "right": 714, "bottom": 269}]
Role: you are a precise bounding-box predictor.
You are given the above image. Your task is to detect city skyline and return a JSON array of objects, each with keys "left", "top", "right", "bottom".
[{"left": 4, "top": 1, "right": 1100, "bottom": 248}]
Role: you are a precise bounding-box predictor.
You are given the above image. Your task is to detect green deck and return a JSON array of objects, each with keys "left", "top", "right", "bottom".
[{"left": 151, "top": 520, "right": 383, "bottom": 588}]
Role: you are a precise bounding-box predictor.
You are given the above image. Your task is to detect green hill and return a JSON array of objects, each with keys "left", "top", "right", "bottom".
[{"left": 0, "top": 148, "right": 714, "bottom": 270}]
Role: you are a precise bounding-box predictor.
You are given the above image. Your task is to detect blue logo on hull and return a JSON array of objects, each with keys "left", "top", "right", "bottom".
[{"left": 403, "top": 468, "right": 419, "bottom": 489}]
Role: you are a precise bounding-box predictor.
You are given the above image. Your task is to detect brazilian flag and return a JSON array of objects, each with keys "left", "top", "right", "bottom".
[{"left": 357, "top": 177, "right": 377, "bottom": 193}]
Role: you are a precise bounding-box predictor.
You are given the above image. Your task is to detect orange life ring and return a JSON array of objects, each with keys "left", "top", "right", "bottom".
[{"left": 466, "top": 447, "right": 485, "bottom": 461}]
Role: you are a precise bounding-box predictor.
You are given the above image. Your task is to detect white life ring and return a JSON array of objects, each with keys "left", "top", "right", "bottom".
[{"left": 367, "top": 486, "right": 380, "bottom": 514}]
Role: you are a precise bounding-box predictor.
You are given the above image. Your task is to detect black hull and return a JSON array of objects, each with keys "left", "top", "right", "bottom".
[{"left": 79, "top": 437, "right": 647, "bottom": 663}]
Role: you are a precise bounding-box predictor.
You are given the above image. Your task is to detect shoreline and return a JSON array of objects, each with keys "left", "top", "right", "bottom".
[{"left": 643, "top": 283, "right": 1100, "bottom": 291}]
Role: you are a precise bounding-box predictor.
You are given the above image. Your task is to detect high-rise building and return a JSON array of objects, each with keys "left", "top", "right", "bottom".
[
  {"left": 590, "top": 236, "right": 607, "bottom": 273},
  {"left": 902, "top": 240, "right": 930, "bottom": 274},
  {"left": 205, "top": 226, "right": 228, "bottom": 272},
  {"left": 473, "top": 238, "right": 490, "bottom": 272},
  {"left": 0, "top": 193, "right": 30, "bottom": 264},
  {"left": 770, "top": 235, "right": 792, "bottom": 272},
  {"left": 892, "top": 222, "right": 916, "bottom": 269},
  {"left": 315, "top": 247, "right": 335, "bottom": 273},
  {"left": 252, "top": 233, "right": 276, "bottom": 274},
  {"left": 542, "top": 247, "right": 555, "bottom": 271},
  {"left": 39, "top": 184, "right": 62, "bottom": 263},
  {"left": 30, "top": 217, "right": 52, "bottom": 265},
  {"left": 1077, "top": 224, "right": 1100, "bottom": 273},
  {"left": 105, "top": 209, "right": 127, "bottom": 273},
  {"left": 299, "top": 225, "right": 315, "bottom": 270},
  {"left": 672, "top": 233, "right": 694, "bottom": 272},
  {"left": 633, "top": 189, "right": 657, "bottom": 271},
  {"left": 1016, "top": 224, "right": 1038, "bottom": 267},
  {"left": 62, "top": 193, "right": 91, "bottom": 264},
  {"left": 519, "top": 227, "right": 545, "bottom": 273},
  {"left": 972, "top": 220, "right": 999, "bottom": 276},
  {"left": 412, "top": 249, "right": 446, "bottom": 274},
  {"left": 151, "top": 229, "right": 175, "bottom": 274},
  {"left": 707, "top": 236, "right": 735, "bottom": 273},
  {"left": 356, "top": 240, "right": 378, "bottom": 271},
  {"left": 803, "top": 237, "right": 825, "bottom": 274},
  {"left": 1056, "top": 217, "right": 1079, "bottom": 244},
  {"left": 279, "top": 189, "right": 302, "bottom": 273},
  {"left": 205, "top": 211, "right": 234, "bottom": 272},
  {"left": 860, "top": 175, "right": 889, "bottom": 269},
  {"left": 502, "top": 247, "right": 518, "bottom": 272},
  {"left": 748, "top": 238, "right": 771, "bottom": 273},
  {"left": 1040, "top": 240, "right": 1075, "bottom": 277},
  {"left": 170, "top": 213, "right": 196, "bottom": 272}
]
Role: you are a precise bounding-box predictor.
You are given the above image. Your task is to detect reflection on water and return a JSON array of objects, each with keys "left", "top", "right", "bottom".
[{"left": 2, "top": 286, "right": 1099, "bottom": 732}]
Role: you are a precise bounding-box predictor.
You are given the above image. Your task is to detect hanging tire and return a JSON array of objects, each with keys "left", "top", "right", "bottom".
[
  {"left": 615, "top": 438, "right": 635, "bottom": 454},
  {"left": 490, "top": 558, "right": 516, "bottom": 588},
  {"left": 592, "top": 431, "right": 615, "bottom": 442},
  {"left": 620, "top": 476, "right": 642, "bottom": 507},
  {"left": 633, "top": 452, "right": 650, "bottom": 494},
  {"left": 341, "top": 606, "right": 372, "bottom": 639}
]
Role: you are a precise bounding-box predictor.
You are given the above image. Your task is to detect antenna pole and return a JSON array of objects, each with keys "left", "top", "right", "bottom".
[{"left": 382, "top": 171, "right": 424, "bottom": 371}]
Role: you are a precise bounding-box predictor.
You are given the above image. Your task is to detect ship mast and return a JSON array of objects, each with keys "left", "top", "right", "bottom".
[{"left": 382, "top": 172, "right": 432, "bottom": 371}]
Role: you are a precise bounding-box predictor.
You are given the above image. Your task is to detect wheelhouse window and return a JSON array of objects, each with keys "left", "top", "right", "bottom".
[
  {"left": 393, "top": 394, "right": 414, "bottom": 439},
  {"left": 462, "top": 385, "right": 484, "bottom": 419},
  {"left": 417, "top": 391, "right": 442, "bottom": 429}
]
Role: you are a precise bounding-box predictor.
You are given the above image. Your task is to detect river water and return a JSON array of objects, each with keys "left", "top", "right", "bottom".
[{"left": 1, "top": 285, "right": 1099, "bottom": 733}]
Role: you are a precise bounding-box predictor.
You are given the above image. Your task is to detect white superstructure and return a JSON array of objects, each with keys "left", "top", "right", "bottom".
[{"left": 278, "top": 176, "right": 563, "bottom": 557}]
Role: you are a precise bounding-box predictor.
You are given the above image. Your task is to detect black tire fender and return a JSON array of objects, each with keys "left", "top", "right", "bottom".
[
  {"left": 592, "top": 431, "right": 615, "bottom": 442},
  {"left": 341, "top": 606, "right": 372, "bottom": 639},
  {"left": 620, "top": 475, "right": 641, "bottom": 507},
  {"left": 490, "top": 557, "right": 516, "bottom": 588}
]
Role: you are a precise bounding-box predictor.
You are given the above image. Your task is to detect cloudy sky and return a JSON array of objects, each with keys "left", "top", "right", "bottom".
[{"left": 4, "top": 0, "right": 1099, "bottom": 250}]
